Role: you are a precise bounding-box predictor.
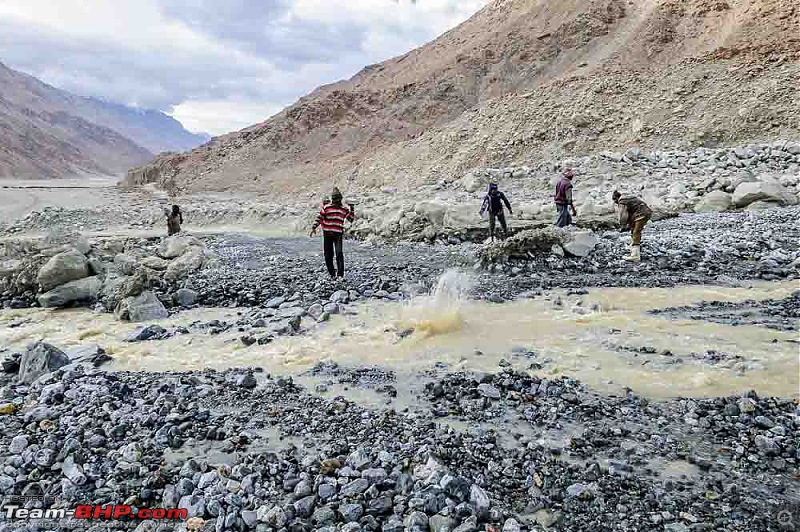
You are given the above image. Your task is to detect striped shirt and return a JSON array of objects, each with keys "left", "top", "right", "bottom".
[{"left": 314, "top": 204, "right": 354, "bottom": 233}]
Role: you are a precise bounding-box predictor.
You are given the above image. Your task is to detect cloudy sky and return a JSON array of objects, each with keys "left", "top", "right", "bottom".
[{"left": 0, "top": 0, "right": 487, "bottom": 135}]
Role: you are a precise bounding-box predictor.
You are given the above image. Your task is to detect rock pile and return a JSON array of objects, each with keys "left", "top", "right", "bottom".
[{"left": 0, "top": 233, "right": 213, "bottom": 317}]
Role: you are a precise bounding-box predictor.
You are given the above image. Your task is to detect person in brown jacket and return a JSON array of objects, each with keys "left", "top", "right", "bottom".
[
  {"left": 167, "top": 205, "right": 183, "bottom": 236},
  {"left": 613, "top": 191, "right": 652, "bottom": 262}
]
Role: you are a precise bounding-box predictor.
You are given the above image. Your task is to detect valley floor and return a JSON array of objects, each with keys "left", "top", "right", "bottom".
[{"left": 0, "top": 182, "right": 798, "bottom": 532}]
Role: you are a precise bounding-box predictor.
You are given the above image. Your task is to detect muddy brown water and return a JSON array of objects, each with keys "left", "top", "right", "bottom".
[{"left": 2, "top": 279, "right": 797, "bottom": 401}]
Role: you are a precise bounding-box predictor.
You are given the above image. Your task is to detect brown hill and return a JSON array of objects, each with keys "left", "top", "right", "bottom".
[
  {"left": 128, "top": 0, "right": 800, "bottom": 197},
  {"left": 0, "top": 62, "right": 155, "bottom": 179}
]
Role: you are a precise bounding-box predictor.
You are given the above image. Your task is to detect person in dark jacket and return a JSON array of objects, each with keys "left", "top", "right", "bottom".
[
  {"left": 480, "top": 183, "right": 512, "bottom": 241},
  {"left": 613, "top": 190, "right": 653, "bottom": 263},
  {"left": 310, "top": 187, "right": 355, "bottom": 279},
  {"left": 554, "top": 168, "right": 577, "bottom": 227},
  {"left": 167, "top": 205, "right": 183, "bottom": 236}
]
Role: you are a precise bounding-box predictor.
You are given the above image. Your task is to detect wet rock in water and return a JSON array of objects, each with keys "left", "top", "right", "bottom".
[
  {"left": 1, "top": 353, "right": 21, "bottom": 373},
  {"left": 115, "top": 290, "right": 168, "bottom": 322},
  {"left": 158, "top": 234, "right": 203, "bottom": 259},
  {"left": 36, "top": 248, "right": 89, "bottom": 291},
  {"left": 126, "top": 324, "right": 170, "bottom": 342},
  {"left": 174, "top": 288, "right": 199, "bottom": 307},
  {"left": 18, "top": 342, "right": 70, "bottom": 384},
  {"left": 65, "top": 344, "right": 112, "bottom": 367},
  {"left": 37, "top": 276, "right": 101, "bottom": 308}
]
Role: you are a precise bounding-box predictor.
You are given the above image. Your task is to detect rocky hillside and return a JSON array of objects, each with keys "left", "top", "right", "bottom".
[
  {"left": 0, "top": 62, "right": 206, "bottom": 180},
  {"left": 128, "top": 0, "right": 799, "bottom": 197}
]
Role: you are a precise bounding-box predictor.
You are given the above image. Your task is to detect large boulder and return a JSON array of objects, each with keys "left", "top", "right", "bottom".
[
  {"left": 164, "top": 247, "right": 205, "bottom": 282},
  {"left": 0, "top": 259, "right": 23, "bottom": 279},
  {"left": 141, "top": 256, "right": 170, "bottom": 271},
  {"left": 36, "top": 249, "right": 89, "bottom": 291},
  {"left": 18, "top": 342, "right": 70, "bottom": 384},
  {"left": 414, "top": 202, "right": 448, "bottom": 227},
  {"left": 561, "top": 231, "right": 600, "bottom": 257},
  {"left": 37, "top": 276, "right": 101, "bottom": 308},
  {"left": 115, "top": 291, "right": 168, "bottom": 322},
  {"left": 732, "top": 177, "right": 797, "bottom": 208},
  {"left": 695, "top": 190, "right": 732, "bottom": 213},
  {"left": 158, "top": 234, "right": 202, "bottom": 259}
]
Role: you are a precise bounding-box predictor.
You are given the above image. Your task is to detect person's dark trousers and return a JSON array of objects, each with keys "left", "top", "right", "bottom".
[
  {"left": 489, "top": 210, "right": 508, "bottom": 240},
  {"left": 555, "top": 204, "right": 572, "bottom": 227},
  {"left": 323, "top": 231, "right": 345, "bottom": 278}
]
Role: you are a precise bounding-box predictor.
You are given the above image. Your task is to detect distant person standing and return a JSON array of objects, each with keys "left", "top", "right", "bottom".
[
  {"left": 613, "top": 190, "right": 652, "bottom": 263},
  {"left": 167, "top": 205, "right": 183, "bottom": 236},
  {"left": 554, "top": 168, "right": 577, "bottom": 227},
  {"left": 479, "top": 183, "right": 513, "bottom": 241},
  {"left": 310, "top": 187, "right": 355, "bottom": 279}
]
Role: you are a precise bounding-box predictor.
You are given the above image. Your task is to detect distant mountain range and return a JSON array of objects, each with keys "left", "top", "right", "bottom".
[{"left": 0, "top": 61, "right": 209, "bottom": 179}]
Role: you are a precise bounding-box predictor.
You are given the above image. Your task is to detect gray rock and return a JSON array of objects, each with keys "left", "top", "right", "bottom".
[
  {"left": 347, "top": 448, "right": 372, "bottom": 470},
  {"left": 469, "top": 484, "right": 491, "bottom": 514},
  {"left": 37, "top": 276, "right": 101, "bottom": 308},
  {"left": 307, "top": 303, "right": 324, "bottom": 321},
  {"left": 293, "top": 495, "right": 317, "bottom": 518},
  {"left": 404, "top": 511, "right": 429, "bottom": 529},
  {"left": 313, "top": 505, "right": 336, "bottom": 525},
  {"left": 502, "top": 518, "right": 521, "bottom": 532},
  {"left": 236, "top": 373, "right": 257, "bottom": 389},
  {"left": 241, "top": 510, "right": 258, "bottom": 528},
  {"left": 36, "top": 249, "right": 89, "bottom": 291},
  {"left": 18, "top": 342, "right": 70, "bottom": 384},
  {"left": 477, "top": 383, "right": 501, "bottom": 400},
  {"left": 277, "top": 306, "right": 306, "bottom": 319},
  {"left": 62, "top": 456, "right": 86, "bottom": 485},
  {"left": 9, "top": 435, "right": 28, "bottom": 454},
  {"left": 158, "top": 234, "right": 203, "bottom": 259},
  {"left": 732, "top": 177, "right": 797, "bottom": 208},
  {"left": 113, "top": 254, "right": 138, "bottom": 275},
  {"left": 429, "top": 515, "right": 458, "bottom": 532},
  {"left": 694, "top": 190, "right": 732, "bottom": 213},
  {"left": 265, "top": 296, "right": 286, "bottom": 309},
  {"left": 126, "top": 324, "right": 168, "bottom": 342},
  {"left": 331, "top": 290, "right": 349, "bottom": 304},
  {"left": 174, "top": 288, "right": 199, "bottom": 307},
  {"left": 116, "top": 291, "right": 168, "bottom": 322},
  {"left": 318, "top": 483, "right": 336, "bottom": 500},
  {"left": 339, "top": 503, "right": 364, "bottom": 523},
  {"left": 562, "top": 231, "right": 600, "bottom": 257},
  {"left": 340, "top": 478, "right": 369, "bottom": 497},
  {"left": 165, "top": 246, "right": 205, "bottom": 282},
  {"left": 362, "top": 468, "right": 388, "bottom": 484}
]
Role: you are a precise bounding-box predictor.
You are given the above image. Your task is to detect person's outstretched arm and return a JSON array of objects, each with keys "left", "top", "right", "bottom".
[
  {"left": 311, "top": 208, "right": 324, "bottom": 236},
  {"left": 501, "top": 192, "right": 512, "bottom": 214}
]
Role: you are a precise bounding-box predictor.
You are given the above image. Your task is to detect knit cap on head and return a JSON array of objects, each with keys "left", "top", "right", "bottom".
[
  {"left": 562, "top": 168, "right": 576, "bottom": 178},
  {"left": 331, "top": 187, "right": 343, "bottom": 201}
]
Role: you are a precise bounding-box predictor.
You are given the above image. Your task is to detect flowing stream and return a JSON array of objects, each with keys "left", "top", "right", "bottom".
[{"left": 1, "top": 273, "right": 797, "bottom": 401}]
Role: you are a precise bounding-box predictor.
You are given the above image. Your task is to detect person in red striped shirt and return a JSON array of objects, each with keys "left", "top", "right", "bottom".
[{"left": 310, "top": 187, "right": 355, "bottom": 279}]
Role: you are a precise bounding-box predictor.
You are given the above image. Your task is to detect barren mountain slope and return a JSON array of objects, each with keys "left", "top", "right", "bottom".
[
  {"left": 0, "top": 62, "right": 207, "bottom": 180},
  {"left": 129, "top": 0, "right": 800, "bottom": 196}
]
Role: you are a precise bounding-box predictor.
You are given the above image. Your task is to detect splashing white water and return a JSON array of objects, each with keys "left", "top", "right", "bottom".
[{"left": 431, "top": 269, "right": 473, "bottom": 306}]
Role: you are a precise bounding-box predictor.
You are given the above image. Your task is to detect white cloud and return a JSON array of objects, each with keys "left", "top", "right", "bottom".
[{"left": 0, "top": 0, "right": 488, "bottom": 134}]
